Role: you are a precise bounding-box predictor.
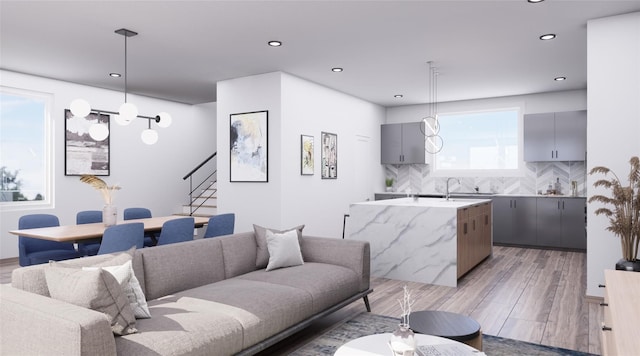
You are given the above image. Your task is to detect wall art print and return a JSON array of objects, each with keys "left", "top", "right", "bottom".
[
  {"left": 230, "top": 110, "right": 268, "bottom": 182},
  {"left": 321, "top": 131, "right": 337, "bottom": 179},
  {"left": 301, "top": 134, "right": 314, "bottom": 175},
  {"left": 64, "top": 109, "right": 110, "bottom": 176}
]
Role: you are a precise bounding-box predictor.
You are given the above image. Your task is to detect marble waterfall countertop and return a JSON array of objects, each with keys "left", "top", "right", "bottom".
[{"left": 347, "top": 197, "right": 491, "bottom": 287}]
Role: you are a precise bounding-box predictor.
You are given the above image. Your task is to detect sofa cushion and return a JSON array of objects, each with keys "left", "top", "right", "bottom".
[
  {"left": 168, "top": 278, "right": 314, "bottom": 349},
  {"left": 253, "top": 224, "right": 304, "bottom": 269},
  {"left": 237, "top": 262, "right": 360, "bottom": 314},
  {"left": 45, "top": 267, "right": 137, "bottom": 336},
  {"left": 218, "top": 232, "right": 258, "bottom": 278},
  {"left": 116, "top": 297, "right": 244, "bottom": 356},
  {"left": 140, "top": 238, "right": 226, "bottom": 300},
  {"left": 265, "top": 229, "right": 304, "bottom": 271}
]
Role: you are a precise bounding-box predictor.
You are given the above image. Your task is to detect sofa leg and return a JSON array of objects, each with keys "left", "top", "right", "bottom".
[{"left": 363, "top": 296, "right": 371, "bottom": 312}]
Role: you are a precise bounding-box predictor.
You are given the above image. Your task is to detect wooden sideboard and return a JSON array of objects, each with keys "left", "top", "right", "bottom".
[{"left": 601, "top": 269, "right": 640, "bottom": 355}]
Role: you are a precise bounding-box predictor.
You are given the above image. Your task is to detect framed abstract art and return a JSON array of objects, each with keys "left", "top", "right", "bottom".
[
  {"left": 301, "top": 135, "right": 314, "bottom": 175},
  {"left": 321, "top": 131, "right": 337, "bottom": 179},
  {"left": 64, "top": 109, "right": 110, "bottom": 176},
  {"left": 230, "top": 110, "right": 268, "bottom": 182}
]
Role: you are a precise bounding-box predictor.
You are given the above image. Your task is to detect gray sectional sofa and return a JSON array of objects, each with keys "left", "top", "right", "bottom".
[{"left": 0, "top": 231, "right": 372, "bottom": 355}]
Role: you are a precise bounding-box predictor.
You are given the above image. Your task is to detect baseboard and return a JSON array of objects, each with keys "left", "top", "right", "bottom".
[{"left": 0, "top": 257, "right": 19, "bottom": 265}]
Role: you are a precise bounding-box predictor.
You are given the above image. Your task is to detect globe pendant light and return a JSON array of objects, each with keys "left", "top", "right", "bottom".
[
  {"left": 68, "top": 28, "right": 172, "bottom": 143},
  {"left": 422, "top": 61, "right": 443, "bottom": 154}
]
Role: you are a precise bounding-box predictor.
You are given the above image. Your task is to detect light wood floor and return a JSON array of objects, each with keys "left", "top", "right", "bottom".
[{"left": 0, "top": 246, "right": 603, "bottom": 355}]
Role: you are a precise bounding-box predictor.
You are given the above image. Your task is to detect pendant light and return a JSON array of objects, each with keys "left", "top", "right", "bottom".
[
  {"left": 69, "top": 28, "right": 172, "bottom": 144},
  {"left": 422, "top": 61, "right": 443, "bottom": 154}
]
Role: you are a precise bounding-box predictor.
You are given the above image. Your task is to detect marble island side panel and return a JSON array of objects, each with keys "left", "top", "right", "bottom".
[{"left": 347, "top": 202, "right": 459, "bottom": 287}]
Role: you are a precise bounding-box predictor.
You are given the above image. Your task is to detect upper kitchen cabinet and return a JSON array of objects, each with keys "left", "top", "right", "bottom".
[
  {"left": 523, "top": 110, "right": 587, "bottom": 162},
  {"left": 381, "top": 122, "right": 427, "bottom": 164}
]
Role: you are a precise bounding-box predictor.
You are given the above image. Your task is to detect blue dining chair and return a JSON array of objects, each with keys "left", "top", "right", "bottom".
[
  {"left": 76, "top": 210, "right": 102, "bottom": 256},
  {"left": 18, "top": 214, "right": 80, "bottom": 266},
  {"left": 204, "top": 213, "right": 235, "bottom": 238},
  {"left": 156, "top": 217, "right": 195, "bottom": 246},
  {"left": 123, "top": 207, "right": 156, "bottom": 247},
  {"left": 97, "top": 222, "right": 144, "bottom": 255}
]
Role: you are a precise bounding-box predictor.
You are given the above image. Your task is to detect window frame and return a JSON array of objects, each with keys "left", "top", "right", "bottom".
[
  {"left": 429, "top": 105, "right": 525, "bottom": 178},
  {"left": 0, "top": 86, "right": 54, "bottom": 211}
]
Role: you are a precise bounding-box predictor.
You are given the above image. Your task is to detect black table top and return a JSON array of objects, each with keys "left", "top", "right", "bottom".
[{"left": 410, "top": 310, "right": 481, "bottom": 342}]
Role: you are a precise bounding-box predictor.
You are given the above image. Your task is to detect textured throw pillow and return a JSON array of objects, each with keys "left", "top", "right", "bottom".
[
  {"left": 45, "top": 266, "right": 137, "bottom": 336},
  {"left": 254, "top": 224, "right": 304, "bottom": 269},
  {"left": 265, "top": 229, "right": 304, "bottom": 271},
  {"left": 83, "top": 260, "right": 151, "bottom": 319}
]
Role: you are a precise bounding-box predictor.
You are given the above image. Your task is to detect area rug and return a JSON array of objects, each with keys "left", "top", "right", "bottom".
[{"left": 291, "top": 313, "right": 596, "bottom": 356}]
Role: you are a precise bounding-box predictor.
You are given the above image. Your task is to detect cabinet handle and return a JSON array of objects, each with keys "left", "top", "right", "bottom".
[
  {"left": 562, "top": 201, "right": 565, "bottom": 209},
  {"left": 514, "top": 200, "right": 517, "bottom": 209},
  {"left": 600, "top": 302, "right": 608, "bottom": 307},
  {"left": 464, "top": 223, "right": 467, "bottom": 234},
  {"left": 509, "top": 200, "right": 512, "bottom": 208},
  {"left": 551, "top": 150, "right": 554, "bottom": 159},
  {"left": 473, "top": 220, "right": 476, "bottom": 231},
  {"left": 556, "top": 150, "right": 558, "bottom": 158},
  {"left": 558, "top": 201, "right": 560, "bottom": 209},
  {"left": 485, "top": 215, "right": 488, "bottom": 225},
  {"left": 598, "top": 284, "right": 606, "bottom": 288},
  {"left": 602, "top": 326, "right": 612, "bottom": 332}
]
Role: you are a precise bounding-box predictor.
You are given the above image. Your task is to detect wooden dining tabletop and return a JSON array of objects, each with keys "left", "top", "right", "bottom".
[{"left": 9, "top": 215, "right": 210, "bottom": 243}]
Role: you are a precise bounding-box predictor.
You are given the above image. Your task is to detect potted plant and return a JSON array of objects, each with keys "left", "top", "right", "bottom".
[
  {"left": 589, "top": 156, "right": 640, "bottom": 271},
  {"left": 385, "top": 178, "right": 394, "bottom": 192}
]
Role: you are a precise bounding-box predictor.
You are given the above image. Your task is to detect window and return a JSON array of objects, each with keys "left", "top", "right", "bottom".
[
  {"left": 432, "top": 107, "right": 522, "bottom": 176},
  {"left": 0, "top": 87, "right": 52, "bottom": 207}
]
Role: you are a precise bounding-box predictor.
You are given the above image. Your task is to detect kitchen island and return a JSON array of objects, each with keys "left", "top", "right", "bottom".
[{"left": 347, "top": 197, "right": 492, "bottom": 287}]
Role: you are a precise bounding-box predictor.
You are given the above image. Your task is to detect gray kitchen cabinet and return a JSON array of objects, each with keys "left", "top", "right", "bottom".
[
  {"left": 492, "top": 196, "right": 537, "bottom": 246},
  {"left": 523, "top": 110, "right": 587, "bottom": 162},
  {"left": 536, "top": 197, "right": 586, "bottom": 250},
  {"left": 381, "top": 122, "right": 426, "bottom": 164}
]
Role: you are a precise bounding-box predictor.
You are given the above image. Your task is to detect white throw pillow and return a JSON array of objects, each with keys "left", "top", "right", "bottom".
[
  {"left": 265, "top": 229, "right": 304, "bottom": 271},
  {"left": 83, "top": 260, "right": 151, "bottom": 319}
]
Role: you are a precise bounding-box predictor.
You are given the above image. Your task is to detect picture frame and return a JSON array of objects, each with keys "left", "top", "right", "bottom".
[
  {"left": 301, "top": 135, "right": 314, "bottom": 175},
  {"left": 64, "top": 109, "right": 110, "bottom": 176},
  {"left": 321, "top": 131, "right": 337, "bottom": 179},
  {"left": 230, "top": 110, "right": 268, "bottom": 182}
]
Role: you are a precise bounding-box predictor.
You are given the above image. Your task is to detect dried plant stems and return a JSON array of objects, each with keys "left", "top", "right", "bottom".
[
  {"left": 397, "top": 285, "right": 415, "bottom": 326},
  {"left": 588, "top": 156, "right": 640, "bottom": 261},
  {"left": 79, "top": 175, "right": 121, "bottom": 205}
]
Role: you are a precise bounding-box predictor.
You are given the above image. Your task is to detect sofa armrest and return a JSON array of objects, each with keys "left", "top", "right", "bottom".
[
  {"left": 0, "top": 284, "right": 117, "bottom": 356},
  {"left": 300, "top": 236, "right": 370, "bottom": 292}
]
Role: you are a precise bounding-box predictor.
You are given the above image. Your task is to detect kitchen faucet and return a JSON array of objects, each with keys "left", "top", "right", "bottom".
[{"left": 446, "top": 177, "right": 460, "bottom": 200}]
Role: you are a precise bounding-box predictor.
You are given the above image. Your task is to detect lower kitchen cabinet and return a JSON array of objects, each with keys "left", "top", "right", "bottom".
[
  {"left": 536, "top": 197, "right": 586, "bottom": 249},
  {"left": 492, "top": 196, "right": 537, "bottom": 246},
  {"left": 457, "top": 201, "right": 492, "bottom": 278}
]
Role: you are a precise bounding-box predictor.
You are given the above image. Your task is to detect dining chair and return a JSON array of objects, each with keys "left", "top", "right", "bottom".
[
  {"left": 76, "top": 210, "right": 102, "bottom": 256},
  {"left": 156, "top": 217, "right": 195, "bottom": 246},
  {"left": 123, "top": 207, "right": 156, "bottom": 247},
  {"left": 203, "top": 213, "right": 235, "bottom": 238},
  {"left": 97, "top": 222, "right": 144, "bottom": 255},
  {"left": 18, "top": 214, "right": 80, "bottom": 266}
]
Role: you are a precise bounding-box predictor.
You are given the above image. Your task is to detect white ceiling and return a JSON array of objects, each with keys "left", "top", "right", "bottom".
[{"left": 1, "top": 0, "right": 639, "bottom": 107}]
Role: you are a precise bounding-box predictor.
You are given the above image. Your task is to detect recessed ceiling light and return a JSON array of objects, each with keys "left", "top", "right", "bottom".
[
  {"left": 109, "top": 73, "right": 121, "bottom": 78},
  {"left": 331, "top": 67, "right": 343, "bottom": 72},
  {"left": 554, "top": 76, "right": 567, "bottom": 81},
  {"left": 267, "top": 40, "right": 282, "bottom": 47},
  {"left": 539, "top": 34, "right": 556, "bottom": 40},
  {"left": 394, "top": 94, "right": 403, "bottom": 98},
  {"left": 527, "top": 0, "right": 544, "bottom": 3}
]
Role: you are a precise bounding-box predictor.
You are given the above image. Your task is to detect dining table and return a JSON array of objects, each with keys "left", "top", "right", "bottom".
[{"left": 9, "top": 215, "right": 210, "bottom": 243}]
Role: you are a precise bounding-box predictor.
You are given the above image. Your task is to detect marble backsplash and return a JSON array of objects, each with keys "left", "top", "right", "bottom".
[{"left": 385, "top": 161, "right": 587, "bottom": 197}]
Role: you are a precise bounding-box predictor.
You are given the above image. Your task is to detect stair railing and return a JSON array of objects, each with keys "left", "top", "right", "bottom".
[{"left": 183, "top": 152, "right": 217, "bottom": 216}]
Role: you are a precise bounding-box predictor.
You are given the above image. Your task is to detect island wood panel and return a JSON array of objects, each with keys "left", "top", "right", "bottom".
[{"left": 457, "top": 202, "right": 492, "bottom": 278}]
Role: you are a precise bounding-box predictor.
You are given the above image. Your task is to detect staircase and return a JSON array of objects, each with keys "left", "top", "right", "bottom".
[{"left": 181, "top": 152, "right": 218, "bottom": 217}]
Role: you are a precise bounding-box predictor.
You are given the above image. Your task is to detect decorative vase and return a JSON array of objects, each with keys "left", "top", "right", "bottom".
[
  {"left": 386, "top": 186, "right": 394, "bottom": 192},
  {"left": 103, "top": 205, "right": 117, "bottom": 226},
  {"left": 388, "top": 323, "right": 416, "bottom": 356},
  {"left": 615, "top": 258, "right": 640, "bottom": 272}
]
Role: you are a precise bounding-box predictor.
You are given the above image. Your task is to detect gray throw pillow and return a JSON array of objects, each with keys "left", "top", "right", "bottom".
[
  {"left": 45, "top": 266, "right": 137, "bottom": 336},
  {"left": 265, "top": 229, "right": 304, "bottom": 271},
  {"left": 253, "top": 224, "right": 304, "bottom": 269}
]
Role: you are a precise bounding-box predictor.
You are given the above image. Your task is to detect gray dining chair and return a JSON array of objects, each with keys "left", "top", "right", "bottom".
[{"left": 98, "top": 222, "right": 144, "bottom": 255}]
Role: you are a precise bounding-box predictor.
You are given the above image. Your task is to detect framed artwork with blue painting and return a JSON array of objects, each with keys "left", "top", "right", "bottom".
[{"left": 230, "top": 110, "right": 268, "bottom": 182}]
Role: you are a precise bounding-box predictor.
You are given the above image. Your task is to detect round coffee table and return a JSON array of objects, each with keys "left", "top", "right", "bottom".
[
  {"left": 410, "top": 310, "right": 482, "bottom": 351},
  {"left": 334, "top": 333, "right": 478, "bottom": 356}
]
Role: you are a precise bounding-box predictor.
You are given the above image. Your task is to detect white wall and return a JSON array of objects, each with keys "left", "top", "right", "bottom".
[
  {"left": 586, "top": 12, "right": 640, "bottom": 297},
  {"left": 217, "top": 72, "right": 386, "bottom": 238},
  {"left": 386, "top": 89, "right": 587, "bottom": 124},
  {"left": 0, "top": 71, "right": 217, "bottom": 259}
]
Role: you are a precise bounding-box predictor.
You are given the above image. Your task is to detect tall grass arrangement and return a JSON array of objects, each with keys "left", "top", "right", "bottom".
[
  {"left": 79, "top": 175, "right": 121, "bottom": 205},
  {"left": 588, "top": 156, "right": 640, "bottom": 262}
]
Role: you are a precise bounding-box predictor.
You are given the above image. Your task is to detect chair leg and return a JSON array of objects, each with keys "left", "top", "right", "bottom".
[{"left": 363, "top": 295, "right": 371, "bottom": 312}]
